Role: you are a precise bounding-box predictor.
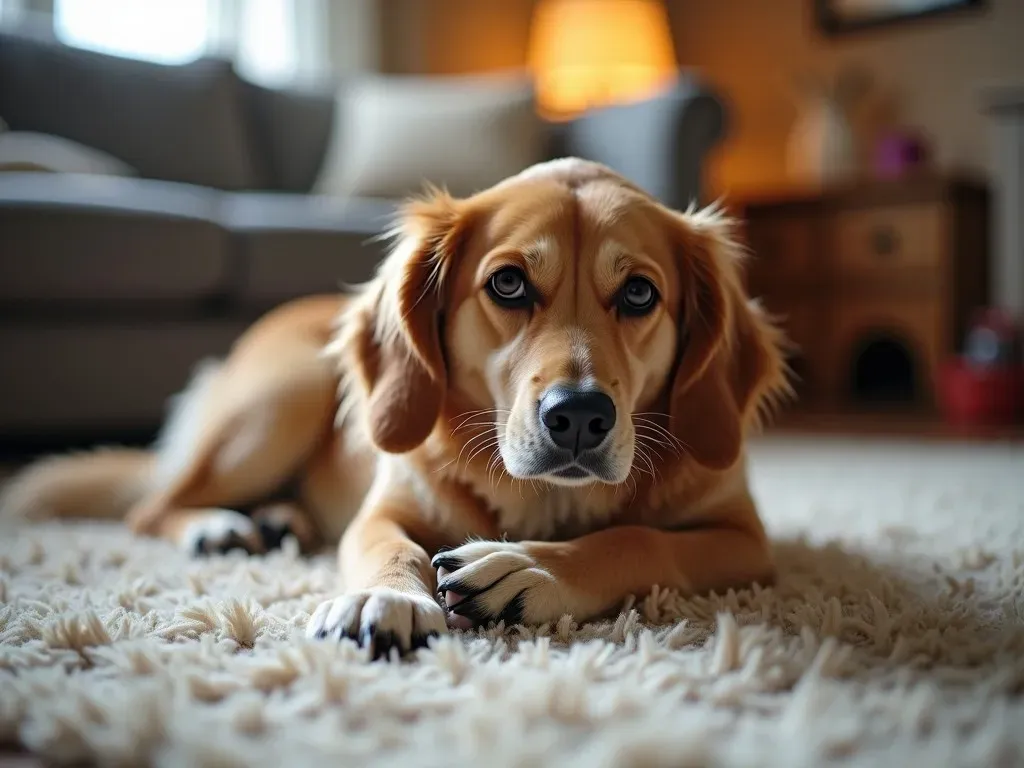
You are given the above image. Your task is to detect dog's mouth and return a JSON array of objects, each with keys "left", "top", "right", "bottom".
[
  {"left": 552, "top": 465, "right": 588, "bottom": 480},
  {"left": 546, "top": 463, "right": 595, "bottom": 486},
  {"left": 498, "top": 408, "right": 633, "bottom": 486},
  {"left": 522, "top": 449, "right": 622, "bottom": 486}
]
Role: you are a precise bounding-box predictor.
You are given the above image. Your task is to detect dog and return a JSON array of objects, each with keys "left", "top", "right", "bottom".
[{"left": 1, "top": 158, "right": 790, "bottom": 658}]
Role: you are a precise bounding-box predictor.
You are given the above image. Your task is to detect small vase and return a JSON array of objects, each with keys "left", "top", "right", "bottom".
[
  {"left": 786, "top": 99, "right": 856, "bottom": 187},
  {"left": 785, "top": 68, "right": 866, "bottom": 189}
]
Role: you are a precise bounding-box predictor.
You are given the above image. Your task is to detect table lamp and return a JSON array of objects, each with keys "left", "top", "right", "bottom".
[{"left": 527, "top": 0, "right": 677, "bottom": 120}]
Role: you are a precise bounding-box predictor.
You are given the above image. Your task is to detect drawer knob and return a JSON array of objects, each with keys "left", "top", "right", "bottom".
[{"left": 870, "top": 226, "right": 900, "bottom": 259}]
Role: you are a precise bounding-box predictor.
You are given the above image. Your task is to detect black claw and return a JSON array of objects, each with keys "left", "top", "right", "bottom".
[
  {"left": 453, "top": 587, "right": 528, "bottom": 628},
  {"left": 439, "top": 570, "right": 517, "bottom": 608},
  {"left": 258, "top": 520, "right": 290, "bottom": 551},
  {"left": 315, "top": 628, "right": 328, "bottom": 640},
  {"left": 359, "top": 624, "right": 374, "bottom": 650},
  {"left": 193, "top": 535, "right": 208, "bottom": 556},
  {"left": 431, "top": 553, "right": 464, "bottom": 571},
  {"left": 448, "top": 597, "right": 488, "bottom": 625},
  {"left": 342, "top": 625, "right": 360, "bottom": 642},
  {"left": 497, "top": 589, "right": 528, "bottom": 626},
  {"left": 410, "top": 631, "right": 439, "bottom": 650},
  {"left": 435, "top": 574, "right": 475, "bottom": 598},
  {"left": 371, "top": 630, "right": 401, "bottom": 661},
  {"left": 219, "top": 531, "right": 251, "bottom": 554},
  {"left": 353, "top": 623, "right": 407, "bottom": 660}
]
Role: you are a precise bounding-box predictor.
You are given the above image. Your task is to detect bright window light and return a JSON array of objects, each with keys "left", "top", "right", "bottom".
[
  {"left": 54, "top": 0, "right": 209, "bottom": 64},
  {"left": 236, "top": 0, "right": 297, "bottom": 87}
]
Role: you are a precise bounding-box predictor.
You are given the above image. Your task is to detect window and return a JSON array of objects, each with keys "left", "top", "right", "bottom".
[
  {"left": 235, "top": 0, "right": 298, "bottom": 87},
  {"left": 0, "top": 0, "right": 26, "bottom": 26},
  {"left": 47, "top": 0, "right": 332, "bottom": 87},
  {"left": 54, "top": 0, "right": 210, "bottom": 65}
]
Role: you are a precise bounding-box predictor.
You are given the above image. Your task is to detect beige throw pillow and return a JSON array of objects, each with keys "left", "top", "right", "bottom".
[
  {"left": 0, "top": 131, "right": 138, "bottom": 176},
  {"left": 314, "top": 73, "right": 545, "bottom": 200}
]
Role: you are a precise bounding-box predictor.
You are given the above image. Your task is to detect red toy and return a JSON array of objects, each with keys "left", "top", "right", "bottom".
[{"left": 938, "top": 308, "right": 1024, "bottom": 427}]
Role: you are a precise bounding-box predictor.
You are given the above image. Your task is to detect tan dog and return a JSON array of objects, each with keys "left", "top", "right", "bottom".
[{"left": 1, "top": 158, "right": 790, "bottom": 658}]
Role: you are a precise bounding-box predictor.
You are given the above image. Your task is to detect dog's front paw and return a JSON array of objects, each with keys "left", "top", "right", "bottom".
[
  {"left": 305, "top": 588, "right": 447, "bottom": 659},
  {"left": 431, "top": 542, "right": 567, "bottom": 630}
]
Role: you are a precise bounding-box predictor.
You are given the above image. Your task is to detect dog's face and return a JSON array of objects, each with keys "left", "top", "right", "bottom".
[
  {"left": 347, "top": 159, "right": 787, "bottom": 487},
  {"left": 442, "top": 173, "right": 681, "bottom": 486}
]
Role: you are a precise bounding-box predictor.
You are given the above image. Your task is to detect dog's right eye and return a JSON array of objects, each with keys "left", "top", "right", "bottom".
[{"left": 486, "top": 267, "right": 532, "bottom": 308}]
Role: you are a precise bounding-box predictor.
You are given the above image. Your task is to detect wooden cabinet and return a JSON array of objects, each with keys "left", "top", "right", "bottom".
[{"left": 737, "top": 176, "right": 989, "bottom": 412}]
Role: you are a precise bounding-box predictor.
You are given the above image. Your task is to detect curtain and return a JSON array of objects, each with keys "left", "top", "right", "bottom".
[
  {"left": 209, "top": 0, "right": 336, "bottom": 88},
  {"left": 38, "top": 0, "right": 351, "bottom": 88}
]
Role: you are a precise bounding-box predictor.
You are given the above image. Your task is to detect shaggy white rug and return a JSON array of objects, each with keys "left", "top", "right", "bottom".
[{"left": 1, "top": 436, "right": 1023, "bottom": 767}]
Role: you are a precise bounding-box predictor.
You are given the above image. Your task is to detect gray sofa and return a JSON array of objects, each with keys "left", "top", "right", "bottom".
[{"left": 0, "top": 28, "right": 728, "bottom": 447}]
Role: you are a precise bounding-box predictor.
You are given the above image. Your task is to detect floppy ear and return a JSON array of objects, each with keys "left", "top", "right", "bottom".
[
  {"left": 346, "top": 190, "right": 468, "bottom": 453},
  {"left": 665, "top": 207, "right": 791, "bottom": 470}
]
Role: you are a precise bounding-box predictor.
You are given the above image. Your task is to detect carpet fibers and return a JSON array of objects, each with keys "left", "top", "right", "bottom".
[{"left": 1, "top": 436, "right": 1023, "bottom": 767}]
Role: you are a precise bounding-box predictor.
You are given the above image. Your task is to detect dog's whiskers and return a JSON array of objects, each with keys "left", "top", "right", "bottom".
[
  {"left": 636, "top": 444, "right": 661, "bottom": 484},
  {"left": 631, "top": 412, "right": 693, "bottom": 455},
  {"left": 449, "top": 409, "right": 510, "bottom": 435},
  {"left": 488, "top": 451, "right": 509, "bottom": 490},
  {"left": 452, "top": 417, "right": 505, "bottom": 437},
  {"left": 466, "top": 436, "right": 502, "bottom": 468},
  {"left": 622, "top": 467, "right": 640, "bottom": 504},
  {"left": 434, "top": 427, "right": 498, "bottom": 474},
  {"left": 632, "top": 429, "right": 679, "bottom": 460},
  {"left": 632, "top": 417, "right": 686, "bottom": 454}
]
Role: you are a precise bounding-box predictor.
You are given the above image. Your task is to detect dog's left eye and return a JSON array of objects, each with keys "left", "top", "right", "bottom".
[
  {"left": 618, "top": 276, "right": 658, "bottom": 316},
  {"left": 487, "top": 267, "right": 532, "bottom": 308}
]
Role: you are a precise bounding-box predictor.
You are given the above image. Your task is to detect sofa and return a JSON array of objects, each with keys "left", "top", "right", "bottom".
[{"left": 0, "top": 27, "right": 728, "bottom": 448}]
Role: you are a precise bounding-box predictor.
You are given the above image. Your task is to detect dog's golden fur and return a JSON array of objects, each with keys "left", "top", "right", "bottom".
[{"left": 1, "top": 159, "right": 791, "bottom": 657}]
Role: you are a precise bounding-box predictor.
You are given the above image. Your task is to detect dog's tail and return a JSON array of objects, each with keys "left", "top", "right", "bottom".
[{"left": 0, "top": 448, "right": 155, "bottom": 521}]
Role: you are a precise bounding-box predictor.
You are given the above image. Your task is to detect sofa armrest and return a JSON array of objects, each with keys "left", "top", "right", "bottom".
[
  {"left": 555, "top": 76, "right": 729, "bottom": 211},
  {"left": 0, "top": 173, "right": 229, "bottom": 303}
]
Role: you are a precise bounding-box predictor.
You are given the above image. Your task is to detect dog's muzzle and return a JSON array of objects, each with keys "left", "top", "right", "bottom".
[{"left": 535, "top": 385, "right": 617, "bottom": 481}]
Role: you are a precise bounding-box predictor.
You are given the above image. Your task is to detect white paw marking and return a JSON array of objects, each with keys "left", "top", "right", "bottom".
[
  {"left": 181, "top": 509, "right": 260, "bottom": 555},
  {"left": 432, "top": 541, "right": 567, "bottom": 628},
  {"left": 306, "top": 587, "right": 447, "bottom": 658}
]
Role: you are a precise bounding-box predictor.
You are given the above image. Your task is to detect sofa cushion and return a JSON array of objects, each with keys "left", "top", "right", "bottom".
[
  {"left": 0, "top": 321, "right": 250, "bottom": 433},
  {"left": 0, "top": 29, "right": 262, "bottom": 190},
  {"left": 313, "top": 73, "right": 545, "bottom": 199},
  {"left": 0, "top": 131, "right": 138, "bottom": 176},
  {"left": 242, "top": 82, "right": 336, "bottom": 193},
  {"left": 0, "top": 174, "right": 231, "bottom": 304},
  {"left": 220, "top": 192, "right": 395, "bottom": 305}
]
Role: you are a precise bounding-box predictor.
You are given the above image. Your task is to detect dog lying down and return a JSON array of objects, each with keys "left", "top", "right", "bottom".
[{"left": 1, "top": 158, "right": 791, "bottom": 658}]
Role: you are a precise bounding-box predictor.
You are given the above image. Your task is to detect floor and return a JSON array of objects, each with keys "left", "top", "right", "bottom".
[{"left": 1, "top": 435, "right": 1022, "bottom": 766}]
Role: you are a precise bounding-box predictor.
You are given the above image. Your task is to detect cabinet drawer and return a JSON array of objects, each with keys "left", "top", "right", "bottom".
[{"left": 829, "top": 203, "right": 945, "bottom": 280}]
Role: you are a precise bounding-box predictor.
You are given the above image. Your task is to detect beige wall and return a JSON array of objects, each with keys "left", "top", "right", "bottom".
[
  {"left": 377, "top": 0, "right": 427, "bottom": 74},
  {"left": 377, "top": 0, "right": 536, "bottom": 75},
  {"left": 422, "top": 0, "right": 536, "bottom": 75},
  {"left": 376, "top": 0, "right": 1022, "bottom": 196},
  {"left": 671, "top": 0, "right": 1024, "bottom": 197}
]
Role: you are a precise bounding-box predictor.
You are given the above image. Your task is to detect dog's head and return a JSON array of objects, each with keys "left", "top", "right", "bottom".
[{"left": 342, "top": 159, "right": 788, "bottom": 486}]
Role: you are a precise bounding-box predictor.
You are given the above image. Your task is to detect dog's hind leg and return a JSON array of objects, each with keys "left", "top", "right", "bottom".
[
  {"left": 151, "top": 501, "right": 320, "bottom": 555},
  {"left": 126, "top": 295, "right": 343, "bottom": 546}
]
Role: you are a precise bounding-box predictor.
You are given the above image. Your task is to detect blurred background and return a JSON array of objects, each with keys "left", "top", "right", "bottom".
[{"left": 0, "top": 0, "right": 1022, "bottom": 455}]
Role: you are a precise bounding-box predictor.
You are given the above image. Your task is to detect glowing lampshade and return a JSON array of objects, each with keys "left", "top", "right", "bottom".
[{"left": 528, "top": 0, "right": 677, "bottom": 119}]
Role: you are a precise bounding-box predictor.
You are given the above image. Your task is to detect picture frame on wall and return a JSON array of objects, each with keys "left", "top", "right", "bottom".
[{"left": 815, "top": 0, "right": 986, "bottom": 35}]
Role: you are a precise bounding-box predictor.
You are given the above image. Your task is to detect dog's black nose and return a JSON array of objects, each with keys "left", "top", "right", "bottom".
[{"left": 539, "top": 386, "right": 616, "bottom": 454}]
